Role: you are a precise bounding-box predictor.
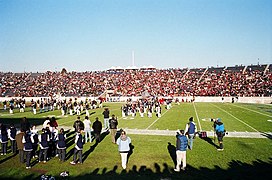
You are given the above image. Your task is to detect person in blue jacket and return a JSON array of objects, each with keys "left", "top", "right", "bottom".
[
  {"left": 38, "top": 128, "right": 50, "bottom": 163},
  {"left": 174, "top": 129, "right": 188, "bottom": 172},
  {"left": 22, "top": 130, "right": 34, "bottom": 169},
  {"left": 56, "top": 128, "right": 66, "bottom": 162},
  {"left": 214, "top": 118, "right": 226, "bottom": 151},
  {"left": 185, "top": 117, "right": 197, "bottom": 150},
  {"left": 70, "top": 129, "right": 84, "bottom": 165},
  {"left": 0, "top": 124, "right": 8, "bottom": 155}
]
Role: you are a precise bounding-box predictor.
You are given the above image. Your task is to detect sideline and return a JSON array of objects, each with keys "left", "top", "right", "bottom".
[
  {"left": 210, "top": 103, "right": 259, "bottom": 132},
  {"left": 230, "top": 103, "right": 272, "bottom": 118},
  {"left": 35, "top": 125, "right": 271, "bottom": 139},
  {"left": 193, "top": 102, "right": 202, "bottom": 131}
]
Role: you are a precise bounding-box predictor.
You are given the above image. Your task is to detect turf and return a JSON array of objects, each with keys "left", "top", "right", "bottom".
[{"left": 0, "top": 102, "right": 271, "bottom": 179}]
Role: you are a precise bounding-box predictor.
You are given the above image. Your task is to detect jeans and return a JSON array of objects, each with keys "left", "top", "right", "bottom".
[
  {"left": 104, "top": 118, "right": 109, "bottom": 129},
  {"left": 39, "top": 149, "right": 48, "bottom": 161},
  {"left": 25, "top": 150, "right": 32, "bottom": 167},
  {"left": 11, "top": 140, "right": 17, "bottom": 153},
  {"left": 188, "top": 134, "right": 194, "bottom": 150},
  {"left": 1, "top": 143, "right": 7, "bottom": 154},
  {"left": 73, "top": 149, "right": 82, "bottom": 163},
  {"left": 19, "top": 149, "right": 25, "bottom": 163},
  {"left": 58, "top": 149, "right": 66, "bottom": 162},
  {"left": 85, "top": 130, "right": 92, "bottom": 143}
]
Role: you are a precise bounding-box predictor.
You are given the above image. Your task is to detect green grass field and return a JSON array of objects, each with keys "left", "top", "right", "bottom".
[{"left": 0, "top": 102, "right": 271, "bottom": 179}]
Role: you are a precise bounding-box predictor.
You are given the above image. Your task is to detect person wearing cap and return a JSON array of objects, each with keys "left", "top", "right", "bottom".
[
  {"left": 174, "top": 129, "right": 188, "bottom": 172},
  {"left": 184, "top": 117, "right": 197, "bottom": 150},
  {"left": 214, "top": 118, "right": 225, "bottom": 151}
]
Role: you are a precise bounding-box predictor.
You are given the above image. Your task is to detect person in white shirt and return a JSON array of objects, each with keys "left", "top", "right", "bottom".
[{"left": 83, "top": 116, "right": 92, "bottom": 143}]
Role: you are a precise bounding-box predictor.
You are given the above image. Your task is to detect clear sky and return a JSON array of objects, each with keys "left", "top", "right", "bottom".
[{"left": 0, "top": 0, "right": 271, "bottom": 72}]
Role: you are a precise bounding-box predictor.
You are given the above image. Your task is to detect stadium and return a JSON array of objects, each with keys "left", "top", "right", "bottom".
[
  {"left": 1, "top": 0, "right": 272, "bottom": 179},
  {"left": 0, "top": 63, "right": 271, "bottom": 179}
]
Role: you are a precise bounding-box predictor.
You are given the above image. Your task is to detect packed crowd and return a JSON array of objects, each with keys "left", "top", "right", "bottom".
[{"left": 0, "top": 64, "right": 271, "bottom": 97}]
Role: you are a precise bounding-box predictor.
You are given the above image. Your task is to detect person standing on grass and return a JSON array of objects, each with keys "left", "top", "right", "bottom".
[
  {"left": 38, "top": 128, "right": 50, "bottom": 163},
  {"left": 102, "top": 108, "right": 110, "bottom": 130},
  {"left": 109, "top": 114, "right": 118, "bottom": 143},
  {"left": 56, "top": 128, "right": 66, "bottom": 162},
  {"left": 16, "top": 129, "right": 25, "bottom": 163},
  {"left": 116, "top": 130, "right": 131, "bottom": 169},
  {"left": 83, "top": 116, "right": 92, "bottom": 143},
  {"left": 214, "top": 118, "right": 226, "bottom": 151},
  {"left": 8, "top": 123, "right": 17, "bottom": 154},
  {"left": 92, "top": 117, "right": 102, "bottom": 142},
  {"left": 0, "top": 124, "right": 8, "bottom": 155},
  {"left": 174, "top": 130, "right": 188, "bottom": 172},
  {"left": 185, "top": 117, "right": 197, "bottom": 150},
  {"left": 22, "top": 130, "right": 34, "bottom": 169},
  {"left": 70, "top": 129, "right": 84, "bottom": 165},
  {"left": 73, "top": 116, "right": 84, "bottom": 133}
]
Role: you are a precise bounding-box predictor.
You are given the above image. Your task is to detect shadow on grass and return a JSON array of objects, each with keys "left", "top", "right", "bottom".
[
  {"left": 167, "top": 142, "right": 176, "bottom": 167},
  {"left": 0, "top": 117, "right": 47, "bottom": 128},
  {"left": 200, "top": 137, "right": 220, "bottom": 149},
  {"left": 1, "top": 158, "right": 272, "bottom": 179},
  {"left": 261, "top": 132, "right": 272, "bottom": 139}
]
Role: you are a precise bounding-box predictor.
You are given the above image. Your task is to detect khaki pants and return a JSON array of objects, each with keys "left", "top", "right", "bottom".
[
  {"left": 176, "top": 150, "right": 186, "bottom": 170},
  {"left": 110, "top": 129, "right": 117, "bottom": 143}
]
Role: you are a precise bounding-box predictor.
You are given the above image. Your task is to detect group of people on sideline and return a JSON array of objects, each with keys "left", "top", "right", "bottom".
[
  {"left": 0, "top": 107, "right": 225, "bottom": 172},
  {"left": 0, "top": 107, "right": 133, "bottom": 170}
]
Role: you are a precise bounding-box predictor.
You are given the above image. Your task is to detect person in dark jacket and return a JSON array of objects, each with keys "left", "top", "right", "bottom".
[
  {"left": 38, "top": 128, "right": 50, "bottom": 163},
  {"left": 57, "top": 128, "right": 66, "bottom": 162},
  {"left": 20, "top": 117, "right": 30, "bottom": 133},
  {"left": 70, "top": 129, "right": 84, "bottom": 165},
  {"left": 0, "top": 124, "right": 8, "bottom": 155},
  {"left": 102, "top": 108, "right": 110, "bottom": 129},
  {"left": 22, "top": 130, "right": 34, "bottom": 169},
  {"left": 73, "top": 116, "right": 84, "bottom": 133},
  {"left": 109, "top": 114, "right": 118, "bottom": 143},
  {"left": 174, "top": 130, "right": 188, "bottom": 172},
  {"left": 92, "top": 117, "right": 102, "bottom": 142},
  {"left": 16, "top": 129, "right": 25, "bottom": 163},
  {"left": 8, "top": 123, "right": 17, "bottom": 154}
]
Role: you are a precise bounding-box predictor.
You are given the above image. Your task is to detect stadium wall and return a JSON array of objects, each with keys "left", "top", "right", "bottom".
[{"left": 0, "top": 96, "right": 271, "bottom": 104}]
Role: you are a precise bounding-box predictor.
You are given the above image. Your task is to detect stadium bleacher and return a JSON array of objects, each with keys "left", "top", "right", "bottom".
[{"left": 0, "top": 64, "right": 271, "bottom": 97}]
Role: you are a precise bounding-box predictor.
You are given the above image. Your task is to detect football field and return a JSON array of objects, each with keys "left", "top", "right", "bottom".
[{"left": 0, "top": 102, "right": 271, "bottom": 179}]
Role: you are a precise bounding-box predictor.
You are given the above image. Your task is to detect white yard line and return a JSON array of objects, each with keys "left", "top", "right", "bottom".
[
  {"left": 146, "top": 109, "right": 169, "bottom": 130},
  {"left": 193, "top": 102, "right": 202, "bottom": 131},
  {"left": 211, "top": 103, "right": 259, "bottom": 132},
  {"left": 231, "top": 104, "right": 272, "bottom": 118}
]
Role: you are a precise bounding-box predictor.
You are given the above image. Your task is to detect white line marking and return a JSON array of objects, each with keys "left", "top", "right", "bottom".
[
  {"left": 211, "top": 103, "right": 259, "bottom": 132},
  {"left": 193, "top": 102, "right": 202, "bottom": 131},
  {"left": 231, "top": 104, "right": 272, "bottom": 118},
  {"left": 146, "top": 109, "right": 169, "bottom": 130}
]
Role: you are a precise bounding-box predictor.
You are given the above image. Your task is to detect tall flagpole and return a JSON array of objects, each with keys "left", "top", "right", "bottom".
[{"left": 132, "top": 50, "right": 135, "bottom": 66}]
